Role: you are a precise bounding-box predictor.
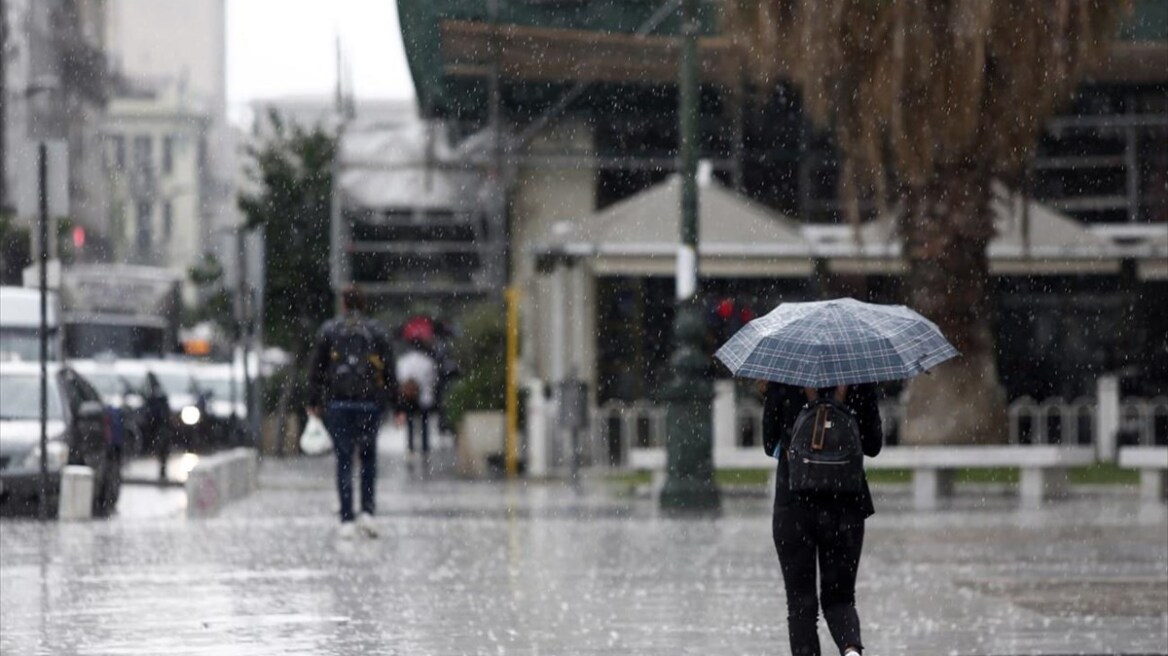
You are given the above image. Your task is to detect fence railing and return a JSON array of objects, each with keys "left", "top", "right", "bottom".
[{"left": 587, "top": 395, "right": 1168, "bottom": 468}]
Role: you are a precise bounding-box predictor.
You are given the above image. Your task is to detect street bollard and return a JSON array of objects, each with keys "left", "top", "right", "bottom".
[
  {"left": 58, "top": 465, "right": 94, "bottom": 521},
  {"left": 1096, "top": 375, "right": 1119, "bottom": 462}
]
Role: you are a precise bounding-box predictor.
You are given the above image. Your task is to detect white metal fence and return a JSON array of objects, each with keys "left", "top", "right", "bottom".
[{"left": 587, "top": 395, "right": 1168, "bottom": 468}]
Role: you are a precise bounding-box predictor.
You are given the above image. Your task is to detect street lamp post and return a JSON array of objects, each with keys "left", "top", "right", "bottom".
[
  {"left": 659, "top": 0, "right": 720, "bottom": 511},
  {"left": 25, "top": 77, "right": 60, "bottom": 522},
  {"left": 36, "top": 140, "right": 50, "bottom": 520}
]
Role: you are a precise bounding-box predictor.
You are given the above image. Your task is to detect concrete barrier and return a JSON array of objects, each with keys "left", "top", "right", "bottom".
[
  {"left": 58, "top": 465, "right": 94, "bottom": 521},
  {"left": 457, "top": 411, "right": 505, "bottom": 478},
  {"left": 1118, "top": 446, "right": 1168, "bottom": 504},
  {"left": 867, "top": 445, "right": 1096, "bottom": 510},
  {"left": 631, "top": 444, "right": 1098, "bottom": 510},
  {"left": 185, "top": 447, "right": 259, "bottom": 518}
]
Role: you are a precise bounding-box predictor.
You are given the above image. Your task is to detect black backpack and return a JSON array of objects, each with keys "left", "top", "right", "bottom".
[
  {"left": 328, "top": 318, "right": 386, "bottom": 403},
  {"left": 786, "top": 394, "right": 865, "bottom": 493}
]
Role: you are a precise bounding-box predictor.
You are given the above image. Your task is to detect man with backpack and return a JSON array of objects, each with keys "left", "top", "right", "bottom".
[
  {"left": 307, "top": 286, "right": 396, "bottom": 539},
  {"left": 763, "top": 382, "right": 883, "bottom": 656}
]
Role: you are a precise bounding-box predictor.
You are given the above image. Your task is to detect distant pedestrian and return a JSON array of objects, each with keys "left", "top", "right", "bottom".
[
  {"left": 395, "top": 339, "right": 438, "bottom": 464},
  {"left": 428, "top": 320, "right": 460, "bottom": 434},
  {"left": 142, "top": 372, "right": 172, "bottom": 481},
  {"left": 763, "top": 382, "right": 883, "bottom": 656},
  {"left": 307, "top": 285, "right": 396, "bottom": 539}
]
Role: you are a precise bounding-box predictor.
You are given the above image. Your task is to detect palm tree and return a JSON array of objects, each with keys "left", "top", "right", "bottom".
[{"left": 724, "top": 0, "right": 1129, "bottom": 444}]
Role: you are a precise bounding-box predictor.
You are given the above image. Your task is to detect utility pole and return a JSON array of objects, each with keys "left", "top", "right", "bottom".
[
  {"left": 37, "top": 141, "right": 49, "bottom": 520},
  {"left": 0, "top": 0, "right": 8, "bottom": 216},
  {"left": 236, "top": 227, "right": 254, "bottom": 448},
  {"left": 659, "top": 0, "right": 719, "bottom": 511}
]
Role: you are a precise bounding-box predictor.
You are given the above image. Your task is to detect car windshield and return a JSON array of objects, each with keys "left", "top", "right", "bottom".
[
  {"left": 0, "top": 328, "right": 59, "bottom": 361},
  {"left": 155, "top": 371, "right": 195, "bottom": 396},
  {"left": 193, "top": 375, "right": 243, "bottom": 402},
  {"left": 0, "top": 374, "right": 65, "bottom": 421},
  {"left": 85, "top": 371, "right": 145, "bottom": 397}
]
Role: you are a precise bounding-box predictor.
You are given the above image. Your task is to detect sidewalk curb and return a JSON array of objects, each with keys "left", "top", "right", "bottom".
[{"left": 185, "top": 447, "right": 259, "bottom": 519}]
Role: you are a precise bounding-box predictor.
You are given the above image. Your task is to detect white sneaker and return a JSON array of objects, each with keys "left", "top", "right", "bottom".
[
  {"left": 356, "top": 512, "right": 379, "bottom": 539},
  {"left": 337, "top": 522, "right": 357, "bottom": 541},
  {"left": 843, "top": 648, "right": 862, "bottom": 656}
]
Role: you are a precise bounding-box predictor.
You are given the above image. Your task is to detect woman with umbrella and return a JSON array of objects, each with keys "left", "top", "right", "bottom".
[{"left": 716, "top": 298, "right": 958, "bottom": 656}]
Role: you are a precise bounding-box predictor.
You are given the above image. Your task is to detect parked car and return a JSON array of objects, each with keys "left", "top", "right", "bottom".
[
  {"left": 70, "top": 357, "right": 199, "bottom": 452},
  {"left": 188, "top": 361, "right": 248, "bottom": 448},
  {"left": 70, "top": 357, "right": 249, "bottom": 454},
  {"left": 68, "top": 358, "right": 148, "bottom": 457},
  {"left": 0, "top": 362, "right": 122, "bottom": 517}
]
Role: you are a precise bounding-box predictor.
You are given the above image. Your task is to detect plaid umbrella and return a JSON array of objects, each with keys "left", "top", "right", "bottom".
[{"left": 714, "top": 298, "right": 959, "bottom": 387}]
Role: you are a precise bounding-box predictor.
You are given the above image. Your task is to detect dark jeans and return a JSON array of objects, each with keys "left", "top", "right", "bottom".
[
  {"left": 324, "top": 402, "right": 382, "bottom": 522},
  {"left": 147, "top": 425, "right": 170, "bottom": 480},
  {"left": 405, "top": 408, "right": 430, "bottom": 454},
  {"left": 773, "top": 503, "right": 866, "bottom": 656}
]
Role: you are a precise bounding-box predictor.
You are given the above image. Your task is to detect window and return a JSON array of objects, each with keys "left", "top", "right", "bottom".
[
  {"left": 133, "top": 135, "right": 152, "bottom": 174},
  {"left": 136, "top": 200, "right": 153, "bottom": 255},
  {"left": 163, "top": 201, "right": 173, "bottom": 240},
  {"left": 162, "top": 135, "right": 175, "bottom": 175},
  {"left": 110, "top": 135, "right": 125, "bottom": 169}
]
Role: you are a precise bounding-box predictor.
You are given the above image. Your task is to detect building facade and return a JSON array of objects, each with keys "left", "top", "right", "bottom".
[
  {"left": 101, "top": 83, "right": 210, "bottom": 291},
  {"left": 102, "top": 0, "right": 235, "bottom": 297},
  {"left": 394, "top": 0, "right": 1167, "bottom": 413},
  {"left": 1, "top": 0, "right": 112, "bottom": 264}
]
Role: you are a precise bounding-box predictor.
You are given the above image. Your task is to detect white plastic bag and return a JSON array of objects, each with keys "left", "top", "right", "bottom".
[{"left": 300, "top": 414, "right": 332, "bottom": 456}]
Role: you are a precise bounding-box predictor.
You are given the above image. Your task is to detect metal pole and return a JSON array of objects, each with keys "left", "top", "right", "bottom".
[
  {"left": 0, "top": 0, "right": 8, "bottom": 215},
  {"left": 660, "top": 0, "right": 719, "bottom": 511},
  {"left": 37, "top": 141, "right": 49, "bottom": 521},
  {"left": 237, "top": 228, "right": 254, "bottom": 448},
  {"left": 505, "top": 287, "right": 519, "bottom": 477}
]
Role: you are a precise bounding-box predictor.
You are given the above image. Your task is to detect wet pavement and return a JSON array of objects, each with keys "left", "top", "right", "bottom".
[{"left": 1, "top": 437, "right": 1165, "bottom": 655}]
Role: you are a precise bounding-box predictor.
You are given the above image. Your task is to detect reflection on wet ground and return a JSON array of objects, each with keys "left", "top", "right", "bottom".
[{"left": 1, "top": 454, "right": 1165, "bottom": 655}]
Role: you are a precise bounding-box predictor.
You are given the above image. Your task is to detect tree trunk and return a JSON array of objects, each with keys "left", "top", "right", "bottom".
[{"left": 900, "top": 164, "right": 1008, "bottom": 445}]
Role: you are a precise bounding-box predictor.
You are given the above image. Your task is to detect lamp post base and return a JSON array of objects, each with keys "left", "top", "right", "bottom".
[{"left": 659, "top": 300, "right": 721, "bottom": 513}]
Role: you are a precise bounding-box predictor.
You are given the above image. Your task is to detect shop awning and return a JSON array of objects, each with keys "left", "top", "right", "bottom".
[
  {"left": 536, "top": 172, "right": 814, "bottom": 278},
  {"left": 810, "top": 183, "right": 1125, "bottom": 276}
]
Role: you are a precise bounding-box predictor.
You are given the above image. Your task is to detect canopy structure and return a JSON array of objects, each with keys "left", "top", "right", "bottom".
[
  {"left": 338, "top": 113, "right": 484, "bottom": 213},
  {"left": 535, "top": 171, "right": 813, "bottom": 278},
  {"left": 809, "top": 183, "right": 1126, "bottom": 276},
  {"left": 1135, "top": 230, "right": 1168, "bottom": 280},
  {"left": 398, "top": 0, "right": 1167, "bottom": 120}
]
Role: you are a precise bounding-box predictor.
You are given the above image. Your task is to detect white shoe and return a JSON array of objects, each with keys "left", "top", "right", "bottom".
[
  {"left": 356, "top": 512, "right": 379, "bottom": 539},
  {"left": 337, "top": 522, "right": 357, "bottom": 540},
  {"left": 843, "top": 648, "right": 862, "bottom": 656}
]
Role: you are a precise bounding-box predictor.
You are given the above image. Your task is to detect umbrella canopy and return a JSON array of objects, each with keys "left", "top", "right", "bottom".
[
  {"left": 714, "top": 298, "right": 959, "bottom": 387},
  {"left": 401, "top": 315, "right": 435, "bottom": 344}
]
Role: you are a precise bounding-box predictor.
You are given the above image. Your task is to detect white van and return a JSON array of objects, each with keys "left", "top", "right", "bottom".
[{"left": 0, "top": 286, "right": 60, "bottom": 362}]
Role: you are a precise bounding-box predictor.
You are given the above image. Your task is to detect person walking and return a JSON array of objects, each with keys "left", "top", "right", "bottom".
[
  {"left": 395, "top": 338, "right": 438, "bottom": 468},
  {"left": 763, "top": 382, "right": 883, "bottom": 656},
  {"left": 307, "top": 286, "right": 396, "bottom": 539},
  {"left": 142, "top": 372, "right": 171, "bottom": 481}
]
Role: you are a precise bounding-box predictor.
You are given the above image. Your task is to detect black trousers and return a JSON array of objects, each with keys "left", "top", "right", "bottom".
[
  {"left": 405, "top": 408, "right": 430, "bottom": 454},
  {"left": 773, "top": 503, "right": 866, "bottom": 656}
]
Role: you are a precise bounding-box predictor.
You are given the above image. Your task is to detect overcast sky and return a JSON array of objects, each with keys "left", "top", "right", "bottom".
[{"left": 226, "top": 0, "right": 415, "bottom": 115}]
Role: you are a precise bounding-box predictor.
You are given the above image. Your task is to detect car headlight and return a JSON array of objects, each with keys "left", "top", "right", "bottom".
[
  {"left": 180, "top": 405, "right": 201, "bottom": 426},
  {"left": 21, "top": 440, "right": 69, "bottom": 472}
]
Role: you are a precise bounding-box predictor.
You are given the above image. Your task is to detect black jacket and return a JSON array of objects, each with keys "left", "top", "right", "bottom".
[
  {"left": 306, "top": 313, "right": 396, "bottom": 410},
  {"left": 763, "top": 382, "right": 884, "bottom": 517}
]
